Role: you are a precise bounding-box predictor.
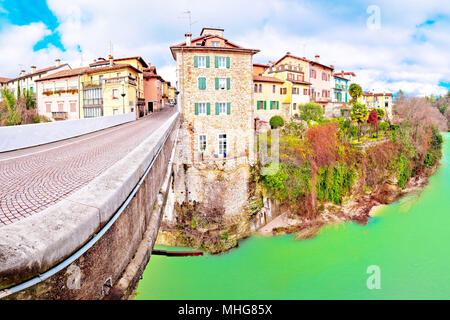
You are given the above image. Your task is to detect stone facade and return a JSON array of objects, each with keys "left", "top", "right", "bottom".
[{"left": 170, "top": 29, "right": 259, "bottom": 221}]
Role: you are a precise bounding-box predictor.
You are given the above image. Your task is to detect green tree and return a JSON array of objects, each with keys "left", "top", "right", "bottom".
[
  {"left": 348, "top": 83, "right": 363, "bottom": 104},
  {"left": 23, "top": 89, "right": 36, "bottom": 110},
  {"left": 350, "top": 102, "right": 368, "bottom": 141},
  {"left": 269, "top": 115, "right": 284, "bottom": 128},
  {"left": 2, "top": 88, "right": 20, "bottom": 125},
  {"left": 17, "top": 82, "right": 21, "bottom": 98},
  {"left": 298, "top": 102, "right": 324, "bottom": 122}
]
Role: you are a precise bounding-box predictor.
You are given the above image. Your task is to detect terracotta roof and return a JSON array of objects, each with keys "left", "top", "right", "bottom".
[
  {"left": 0, "top": 77, "right": 11, "bottom": 83},
  {"left": 35, "top": 67, "right": 90, "bottom": 82},
  {"left": 253, "top": 75, "right": 284, "bottom": 83},
  {"left": 170, "top": 34, "right": 259, "bottom": 59},
  {"left": 334, "top": 71, "right": 356, "bottom": 77},
  {"left": 274, "top": 53, "right": 310, "bottom": 66},
  {"left": 253, "top": 63, "right": 269, "bottom": 68},
  {"left": 309, "top": 60, "right": 334, "bottom": 71},
  {"left": 333, "top": 74, "right": 349, "bottom": 81},
  {"left": 289, "top": 79, "right": 312, "bottom": 86},
  {"left": 84, "top": 64, "right": 142, "bottom": 75},
  {"left": 114, "top": 56, "right": 149, "bottom": 68}
]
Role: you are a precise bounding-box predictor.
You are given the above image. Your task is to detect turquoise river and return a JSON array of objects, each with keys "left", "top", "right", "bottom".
[{"left": 136, "top": 133, "right": 449, "bottom": 300}]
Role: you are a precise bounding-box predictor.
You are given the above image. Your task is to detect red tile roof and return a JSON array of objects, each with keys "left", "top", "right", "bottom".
[
  {"left": 84, "top": 64, "right": 142, "bottom": 75},
  {"left": 253, "top": 75, "right": 284, "bottom": 83},
  {"left": 114, "top": 56, "right": 149, "bottom": 68},
  {"left": 289, "top": 79, "right": 312, "bottom": 86},
  {"left": 13, "top": 64, "right": 70, "bottom": 82},
  {"left": 0, "top": 77, "right": 11, "bottom": 83},
  {"left": 35, "top": 67, "right": 90, "bottom": 82}
]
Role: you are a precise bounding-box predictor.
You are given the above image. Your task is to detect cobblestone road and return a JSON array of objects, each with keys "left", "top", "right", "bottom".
[{"left": 0, "top": 108, "right": 176, "bottom": 226}]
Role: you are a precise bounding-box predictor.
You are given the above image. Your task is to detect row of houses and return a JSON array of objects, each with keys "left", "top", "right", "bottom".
[
  {"left": 0, "top": 56, "right": 178, "bottom": 121},
  {"left": 171, "top": 27, "right": 393, "bottom": 164}
]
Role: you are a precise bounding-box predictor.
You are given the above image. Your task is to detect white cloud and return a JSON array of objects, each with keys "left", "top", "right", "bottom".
[{"left": 0, "top": 0, "right": 448, "bottom": 97}]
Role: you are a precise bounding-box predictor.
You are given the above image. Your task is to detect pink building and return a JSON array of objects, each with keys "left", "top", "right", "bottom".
[
  {"left": 308, "top": 54, "right": 334, "bottom": 117},
  {"left": 143, "top": 65, "right": 163, "bottom": 113},
  {"left": 35, "top": 67, "right": 88, "bottom": 120}
]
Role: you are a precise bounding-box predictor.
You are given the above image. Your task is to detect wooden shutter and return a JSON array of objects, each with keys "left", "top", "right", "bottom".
[
  {"left": 207, "top": 102, "right": 211, "bottom": 115},
  {"left": 277, "top": 101, "right": 279, "bottom": 109},
  {"left": 227, "top": 102, "right": 231, "bottom": 114},
  {"left": 194, "top": 56, "right": 198, "bottom": 68},
  {"left": 226, "top": 78, "right": 230, "bottom": 90},
  {"left": 215, "top": 56, "right": 219, "bottom": 68},
  {"left": 215, "top": 102, "right": 219, "bottom": 115},
  {"left": 215, "top": 78, "right": 219, "bottom": 90},
  {"left": 270, "top": 101, "right": 273, "bottom": 109},
  {"left": 226, "top": 57, "right": 230, "bottom": 68},
  {"left": 264, "top": 101, "right": 267, "bottom": 110},
  {"left": 195, "top": 103, "right": 198, "bottom": 115},
  {"left": 257, "top": 101, "right": 260, "bottom": 110},
  {"left": 206, "top": 56, "right": 210, "bottom": 68}
]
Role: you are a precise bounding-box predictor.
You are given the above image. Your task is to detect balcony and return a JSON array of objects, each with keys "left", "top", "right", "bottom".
[
  {"left": 52, "top": 112, "right": 68, "bottom": 120},
  {"left": 104, "top": 76, "right": 136, "bottom": 86},
  {"left": 82, "top": 81, "right": 102, "bottom": 89},
  {"left": 83, "top": 106, "right": 103, "bottom": 118}
]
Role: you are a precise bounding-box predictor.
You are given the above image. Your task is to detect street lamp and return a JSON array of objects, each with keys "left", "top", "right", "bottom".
[{"left": 121, "top": 80, "right": 126, "bottom": 114}]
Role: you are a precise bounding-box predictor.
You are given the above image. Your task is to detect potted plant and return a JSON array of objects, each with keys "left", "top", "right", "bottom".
[{"left": 200, "top": 145, "right": 206, "bottom": 161}]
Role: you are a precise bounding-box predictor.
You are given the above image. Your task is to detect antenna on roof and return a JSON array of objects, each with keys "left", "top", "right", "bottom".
[
  {"left": 178, "top": 10, "right": 197, "bottom": 34},
  {"left": 109, "top": 40, "right": 114, "bottom": 57}
]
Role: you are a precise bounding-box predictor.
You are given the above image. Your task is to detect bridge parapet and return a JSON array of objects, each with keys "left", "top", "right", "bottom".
[{"left": 0, "top": 112, "right": 180, "bottom": 299}]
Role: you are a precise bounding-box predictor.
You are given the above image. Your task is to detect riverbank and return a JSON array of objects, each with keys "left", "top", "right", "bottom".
[{"left": 258, "top": 171, "right": 431, "bottom": 240}]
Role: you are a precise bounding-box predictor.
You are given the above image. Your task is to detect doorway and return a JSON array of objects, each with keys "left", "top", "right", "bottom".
[{"left": 148, "top": 102, "right": 154, "bottom": 113}]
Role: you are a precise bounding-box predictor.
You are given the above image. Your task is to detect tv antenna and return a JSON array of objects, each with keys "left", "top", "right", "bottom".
[
  {"left": 109, "top": 40, "right": 114, "bottom": 57},
  {"left": 178, "top": 10, "right": 197, "bottom": 34}
]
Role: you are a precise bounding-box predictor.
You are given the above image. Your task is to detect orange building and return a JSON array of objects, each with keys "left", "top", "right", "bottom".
[{"left": 143, "top": 65, "right": 164, "bottom": 113}]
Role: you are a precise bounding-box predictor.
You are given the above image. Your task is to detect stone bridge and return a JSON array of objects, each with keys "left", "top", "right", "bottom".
[{"left": 0, "top": 108, "right": 179, "bottom": 299}]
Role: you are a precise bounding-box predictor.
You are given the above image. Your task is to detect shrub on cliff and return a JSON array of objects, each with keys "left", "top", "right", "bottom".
[
  {"left": 270, "top": 115, "right": 284, "bottom": 129},
  {"left": 298, "top": 102, "right": 324, "bottom": 123}
]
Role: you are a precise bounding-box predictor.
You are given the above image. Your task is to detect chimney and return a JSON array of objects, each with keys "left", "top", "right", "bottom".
[
  {"left": 315, "top": 54, "right": 320, "bottom": 62},
  {"left": 20, "top": 70, "right": 26, "bottom": 76},
  {"left": 286, "top": 52, "right": 291, "bottom": 55},
  {"left": 31, "top": 66, "right": 36, "bottom": 73},
  {"left": 109, "top": 55, "right": 114, "bottom": 66},
  {"left": 185, "top": 33, "right": 192, "bottom": 46},
  {"left": 330, "top": 64, "right": 334, "bottom": 69},
  {"left": 55, "top": 59, "right": 61, "bottom": 67}
]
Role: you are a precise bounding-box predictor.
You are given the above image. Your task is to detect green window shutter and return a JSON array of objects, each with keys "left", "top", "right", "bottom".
[
  {"left": 203, "top": 78, "right": 206, "bottom": 90},
  {"left": 277, "top": 101, "right": 279, "bottom": 109},
  {"left": 227, "top": 102, "right": 231, "bottom": 115},
  {"left": 198, "top": 78, "right": 201, "bottom": 89},
  {"left": 215, "top": 78, "right": 219, "bottom": 90},
  {"left": 257, "top": 101, "right": 260, "bottom": 110},
  {"left": 195, "top": 103, "right": 199, "bottom": 115},
  {"left": 207, "top": 102, "right": 211, "bottom": 115},
  {"left": 215, "top": 103, "right": 219, "bottom": 115},
  {"left": 206, "top": 56, "right": 210, "bottom": 68},
  {"left": 226, "top": 78, "right": 230, "bottom": 90},
  {"left": 226, "top": 57, "right": 230, "bottom": 68},
  {"left": 215, "top": 56, "right": 219, "bottom": 68},
  {"left": 194, "top": 56, "right": 198, "bottom": 68},
  {"left": 264, "top": 101, "right": 267, "bottom": 110},
  {"left": 270, "top": 101, "right": 273, "bottom": 110}
]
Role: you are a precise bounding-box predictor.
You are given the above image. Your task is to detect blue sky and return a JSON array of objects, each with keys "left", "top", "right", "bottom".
[{"left": 0, "top": 0, "right": 449, "bottom": 96}]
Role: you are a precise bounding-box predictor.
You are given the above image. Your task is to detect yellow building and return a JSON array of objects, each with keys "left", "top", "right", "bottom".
[
  {"left": 358, "top": 92, "right": 393, "bottom": 121},
  {"left": 261, "top": 53, "right": 311, "bottom": 118},
  {"left": 253, "top": 63, "right": 286, "bottom": 122},
  {"left": 168, "top": 86, "right": 177, "bottom": 105},
  {"left": 79, "top": 61, "right": 142, "bottom": 118}
]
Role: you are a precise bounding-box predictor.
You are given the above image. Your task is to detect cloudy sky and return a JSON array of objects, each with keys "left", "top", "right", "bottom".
[{"left": 0, "top": 0, "right": 449, "bottom": 96}]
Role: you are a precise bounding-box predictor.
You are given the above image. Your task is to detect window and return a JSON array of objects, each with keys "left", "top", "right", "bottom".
[
  {"left": 270, "top": 101, "right": 278, "bottom": 109},
  {"left": 58, "top": 101, "right": 64, "bottom": 112},
  {"left": 113, "top": 109, "right": 119, "bottom": 115},
  {"left": 218, "top": 56, "right": 226, "bottom": 68},
  {"left": 198, "top": 56, "right": 206, "bottom": 68},
  {"left": 258, "top": 84, "right": 262, "bottom": 93},
  {"left": 198, "top": 102, "right": 207, "bottom": 115},
  {"left": 112, "top": 89, "right": 119, "bottom": 99},
  {"left": 199, "top": 135, "right": 207, "bottom": 151},
  {"left": 70, "top": 101, "right": 76, "bottom": 113},
  {"left": 218, "top": 102, "right": 227, "bottom": 114},
  {"left": 293, "top": 103, "right": 296, "bottom": 110},
  {"left": 254, "top": 84, "right": 258, "bottom": 93},
  {"left": 99, "top": 75, "right": 103, "bottom": 84},
  {"left": 272, "top": 85, "right": 275, "bottom": 93},
  {"left": 212, "top": 41, "right": 220, "bottom": 47},
  {"left": 303, "top": 88, "right": 308, "bottom": 95},
  {"left": 219, "top": 134, "right": 227, "bottom": 156},
  {"left": 217, "top": 78, "right": 227, "bottom": 90},
  {"left": 46, "top": 103, "right": 51, "bottom": 113},
  {"left": 198, "top": 77, "right": 206, "bottom": 90}
]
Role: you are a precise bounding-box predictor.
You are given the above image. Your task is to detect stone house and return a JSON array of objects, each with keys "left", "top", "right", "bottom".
[{"left": 170, "top": 27, "right": 259, "bottom": 218}]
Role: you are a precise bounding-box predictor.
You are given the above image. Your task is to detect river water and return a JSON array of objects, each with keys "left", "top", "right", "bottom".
[{"left": 135, "top": 133, "right": 449, "bottom": 300}]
